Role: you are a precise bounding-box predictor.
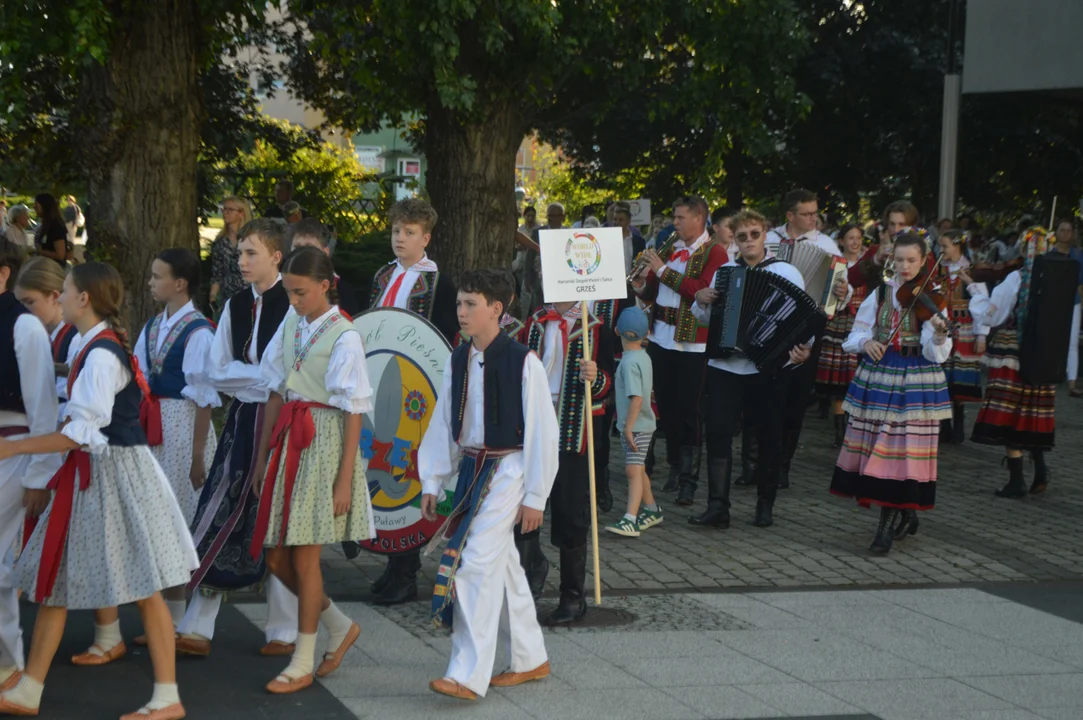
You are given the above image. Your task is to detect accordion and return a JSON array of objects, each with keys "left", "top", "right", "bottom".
[
  {"left": 1020, "top": 253, "right": 1081, "bottom": 384},
  {"left": 706, "top": 264, "right": 828, "bottom": 372},
  {"left": 778, "top": 240, "right": 848, "bottom": 318}
]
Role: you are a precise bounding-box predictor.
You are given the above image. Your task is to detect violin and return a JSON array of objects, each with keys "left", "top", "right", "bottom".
[
  {"left": 969, "top": 257, "right": 1023, "bottom": 285},
  {"left": 894, "top": 266, "right": 948, "bottom": 324}
]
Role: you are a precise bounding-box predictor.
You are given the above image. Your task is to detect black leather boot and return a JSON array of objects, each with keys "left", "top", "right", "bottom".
[
  {"left": 688, "top": 459, "right": 731, "bottom": 528},
  {"left": 516, "top": 531, "right": 550, "bottom": 600},
  {"left": 370, "top": 561, "right": 392, "bottom": 594},
  {"left": 995, "top": 456, "right": 1027, "bottom": 498},
  {"left": 372, "top": 551, "right": 420, "bottom": 605},
  {"left": 951, "top": 405, "right": 966, "bottom": 445},
  {"left": 1029, "top": 450, "right": 1050, "bottom": 495},
  {"left": 833, "top": 414, "right": 846, "bottom": 448},
  {"left": 777, "top": 463, "right": 790, "bottom": 490},
  {"left": 662, "top": 439, "right": 680, "bottom": 492},
  {"left": 939, "top": 418, "right": 952, "bottom": 443},
  {"left": 735, "top": 431, "right": 757, "bottom": 487},
  {"left": 596, "top": 466, "right": 614, "bottom": 514},
  {"left": 893, "top": 509, "right": 919, "bottom": 540},
  {"left": 675, "top": 446, "right": 698, "bottom": 506},
  {"left": 546, "top": 545, "right": 588, "bottom": 625},
  {"left": 341, "top": 540, "right": 361, "bottom": 560},
  {"left": 817, "top": 396, "right": 830, "bottom": 419},
  {"left": 753, "top": 497, "right": 774, "bottom": 527},
  {"left": 870, "top": 507, "right": 898, "bottom": 554},
  {"left": 778, "top": 427, "right": 798, "bottom": 489}
]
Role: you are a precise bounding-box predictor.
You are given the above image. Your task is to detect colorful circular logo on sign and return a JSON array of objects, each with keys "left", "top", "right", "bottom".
[
  {"left": 352, "top": 308, "right": 452, "bottom": 555},
  {"left": 565, "top": 232, "right": 602, "bottom": 275}
]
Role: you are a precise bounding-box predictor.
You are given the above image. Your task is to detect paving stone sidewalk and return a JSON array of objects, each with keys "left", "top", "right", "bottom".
[{"left": 309, "top": 386, "right": 1082, "bottom": 600}]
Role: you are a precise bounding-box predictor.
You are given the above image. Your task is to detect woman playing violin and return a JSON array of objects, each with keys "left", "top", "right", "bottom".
[{"left": 830, "top": 232, "right": 953, "bottom": 555}]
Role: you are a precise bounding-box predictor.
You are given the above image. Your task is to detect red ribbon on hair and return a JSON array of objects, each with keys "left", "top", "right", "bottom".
[
  {"left": 34, "top": 449, "right": 91, "bottom": 602},
  {"left": 248, "top": 401, "right": 328, "bottom": 559}
]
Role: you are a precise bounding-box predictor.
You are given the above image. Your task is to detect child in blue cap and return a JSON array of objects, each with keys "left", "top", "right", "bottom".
[{"left": 605, "top": 307, "right": 662, "bottom": 537}]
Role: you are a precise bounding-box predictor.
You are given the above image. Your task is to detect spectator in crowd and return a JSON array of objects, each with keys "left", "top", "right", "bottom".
[
  {"left": 711, "top": 207, "right": 737, "bottom": 258},
  {"left": 583, "top": 216, "right": 601, "bottom": 228},
  {"left": 2, "top": 204, "right": 32, "bottom": 248},
  {"left": 647, "top": 214, "right": 670, "bottom": 250},
  {"left": 519, "top": 205, "right": 540, "bottom": 235},
  {"left": 282, "top": 201, "right": 303, "bottom": 224},
  {"left": 208, "top": 195, "right": 253, "bottom": 310},
  {"left": 613, "top": 201, "right": 646, "bottom": 275},
  {"left": 937, "top": 218, "right": 953, "bottom": 234},
  {"left": 263, "top": 180, "right": 306, "bottom": 219},
  {"left": 33, "top": 193, "right": 71, "bottom": 267},
  {"left": 62, "top": 195, "right": 85, "bottom": 247},
  {"left": 520, "top": 202, "right": 566, "bottom": 315},
  {"left": 572, "top": 204, "right": 597, "bottom": 229}
]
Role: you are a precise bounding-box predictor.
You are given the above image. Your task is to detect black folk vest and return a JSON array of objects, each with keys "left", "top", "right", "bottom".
[{"left": 449, "top": 331, "right": 528, "bottom": 449}]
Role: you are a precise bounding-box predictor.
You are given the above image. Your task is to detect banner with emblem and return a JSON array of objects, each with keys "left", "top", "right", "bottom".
[{"left": 352, "top": 308, "right": 453, "bottom": 555}]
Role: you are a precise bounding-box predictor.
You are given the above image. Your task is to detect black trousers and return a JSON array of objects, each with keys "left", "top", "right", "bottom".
[
  {"left": 648, "top": 343, "right": 707, "bottom": 463},
  {"left": 593, "top": 408, "right": 612, "bottom": 487},
  {"left": 550, "top": 450, "right": 591, "bottom": 550},
  {"left": 705, "top": 366, "right": 785, "bottom": 502},
  {"left": 781, "top": 340, "right": 823, "bottom": 468}
]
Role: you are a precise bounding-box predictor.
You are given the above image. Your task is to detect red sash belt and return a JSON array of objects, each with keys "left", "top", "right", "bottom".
[
  {"left": 139, "top": 394, "right": 163, "bottom": 447},
  {"left": 34, "top": 449, "right": 91, "bottom": 602},
  {"left": 249, "top": 401, "right": 330, "bottom": 559}
]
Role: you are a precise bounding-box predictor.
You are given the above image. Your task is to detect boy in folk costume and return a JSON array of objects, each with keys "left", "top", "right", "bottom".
[
  {"left": 0, "top": 242, "right": 58, "bottom": 695},
  {"left": 936, "top": 230, "right": 986, "bottom": 445},
  {"left": 287, "top": 218, "right": 362, "bottom": 317},
  {"left": 962, "top": 228, "right": 1062, "bottom": 497},
  {"left": 831, "top": 233, "right": 953, "bottom": 555},
  {"left": 250, "top": 247, "right": 372, "bottom": 693},
  {"left": 72, "top": 249, "right": 221, "bottom": 666},
  {"left": 420, "top": 269, "right": 558, "bottom": 700},
  {"left": 631, "top": 195, "right": 727, "bottom": 506},
  {"left": 178, "top": 219, "right": 299, "bottom": 658},
  {"left": 524, "top": 290, "right": 614, "bottom": 625},
  {"left": 360, "top": 198, "right": 458, "bottom": 606}
]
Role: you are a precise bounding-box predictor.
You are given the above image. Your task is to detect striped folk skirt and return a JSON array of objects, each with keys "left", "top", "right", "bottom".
[
  {"left": 942, "top": 310, "right": 983, "bottom": 402},
  {"left": 816, "top": 309, "right": 860, "bottom": 398},
  {"left": 972, "top": 329, "right": 1055, "bottom": 450},
  {"left": 832, "top": 348, "right": 952, "bottom": 510}
]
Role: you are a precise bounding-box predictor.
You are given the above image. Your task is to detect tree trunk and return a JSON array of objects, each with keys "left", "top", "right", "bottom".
[
  {"left": 81, "top": 0, "right": 202, "bottom": 333},
  {"left": 423, "top": 101, "right": 524, "bottom": 282}
]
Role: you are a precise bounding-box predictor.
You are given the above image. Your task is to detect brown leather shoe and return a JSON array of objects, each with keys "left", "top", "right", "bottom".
[
  {"left": 315, "top": 623, "right": 360, "bottom": 678},
  {"left": 71, "top": 642, "right": 127, "bottom": 666},
  {"left": 175, "top": 635, "right": 211, "bottom": 657},
  {"left": 0, "top": 672, "right": 22, "bottom": 693},
  {"left": 0, "top": 696, "right": 38, "bottom": 716},
  {"left": 428, "top": 677, "right": 477, "bottom": 701},
  {"left": 119, "top": 702, "right": 186, "bottom": 720},
  {"left": 265, "top": 673, "right": 313, "bottom": 695},
  {"left": 259, "top": 641, "right": 296, "bottom": 657},
  {"left": 489, "top": 660, "right": 551, "bottom": 687}
]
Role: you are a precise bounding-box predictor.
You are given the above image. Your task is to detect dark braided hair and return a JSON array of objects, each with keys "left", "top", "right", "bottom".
[
  {"left": 282, "top": 246, "right": 338, "bottom": 304},
  {"left": 70, "top": 262, "right": 133, "bottom": 355}
]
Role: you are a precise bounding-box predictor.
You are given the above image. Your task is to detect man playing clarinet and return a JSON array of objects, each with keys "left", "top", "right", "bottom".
[{"left": 631, "top": 196, "right": 728, "bottom": 507}]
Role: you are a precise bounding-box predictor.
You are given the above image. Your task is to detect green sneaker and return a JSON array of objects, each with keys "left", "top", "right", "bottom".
[
  {"left": 637, "top": 508, "right": 664, "bottom": 530},
  {"left": 605, "top": 516, "right": 640, "bottom": 537}
]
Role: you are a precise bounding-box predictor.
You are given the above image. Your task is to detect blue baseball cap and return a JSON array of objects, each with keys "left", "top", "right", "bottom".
[{"left": 615, "top": 306, "right": 649, "bottom": 342}]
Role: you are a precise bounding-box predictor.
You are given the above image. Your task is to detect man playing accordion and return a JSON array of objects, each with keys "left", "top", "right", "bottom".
[{"left": 689, "top": 210, "right": 812, "bottom": 530}]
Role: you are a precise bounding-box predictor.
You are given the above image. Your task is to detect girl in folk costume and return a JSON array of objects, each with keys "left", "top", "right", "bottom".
[
  {"left": 0, "top": 263, "right": 198, "bottom": 720},
  {"left": 73, "top": 249, "right": 221, "bottom": 666},
  {"left": 0, "top": 242, "right": 58, "bottom": 699},
  {"left": 250, "top": 247, "right": 372, "bottom": 693},
  {"left": 816, "top": 224, "right": 868, "bottom": 447},
  {"left": 14, "top": 257, "right": 78, "bottom": 425},
  {"left": 830, "top": 233, "right": 953, "bottom": 555},
  {"left": 936, "top": 230, "right": 986, "bottom": 445},
  {"left": 962, "top": 228, "right": 1058, "bottom": 497}
]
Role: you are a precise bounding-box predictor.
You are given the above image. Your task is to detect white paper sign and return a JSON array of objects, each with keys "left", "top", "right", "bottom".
[
  {"left": 539, "top": 227, "right": 627, "bottom": 302},
  {"left": 624, "top": 199, "right": 652, "bottom": 226}
]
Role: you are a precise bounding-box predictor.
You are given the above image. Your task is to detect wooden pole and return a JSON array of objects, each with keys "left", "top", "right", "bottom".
[
  {"left": 1050, "top": 196, "right": 1058, "bottom": 230},
  {"left": 580, "top": 299, "right": 603, "bottom": 605}
]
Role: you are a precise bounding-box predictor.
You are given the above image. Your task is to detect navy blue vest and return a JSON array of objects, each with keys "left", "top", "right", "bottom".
[
  {"left": 228, "top": 282, "right": 289, "bottom": 363},
  {"left": 449, "top": 332, "right": 527, "bottom": 449},
  {"left": 0, "top": 292, "right": 28, "bottom": 414},
  {"left": 71, "top": 335, "right": 146, "bottom": 447},
  {"left": 52, "top": 323, "right": 77, "bottom": 364},
  {"left": 140, "top": 312, "right": 212, "bottom": 399}
]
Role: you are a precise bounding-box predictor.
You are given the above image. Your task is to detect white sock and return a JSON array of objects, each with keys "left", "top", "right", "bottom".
[
  {"left": 166, "top": 600, "right": 186, "bottom": 628},
  {"left": 0, "top": 666, "right": 16, "bottom": 684},
  {"left": 644, "top": 503, "right": 660, "bottom": 512},
  {"left": 320, "top": 601, "right": 354, "bottom": 650},
  {"left": 280, "top": 632, "right": 316, "bottom": 680},
  {"left": 88, "top": 620, "right": 123, "bottom": 656},
  {"left": 3, "top": 676, "right": 43, "bottom": 709},
  {"left": 145, "top": 682, "right": 180, "bottom": 711},
  {"left": 623, "top": 513, "right": 637, "bottom": 523}
]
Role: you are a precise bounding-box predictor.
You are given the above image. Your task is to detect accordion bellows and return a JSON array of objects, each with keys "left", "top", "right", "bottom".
[{"left": 706, "top": 265, "right": 827, "bottom": 372}]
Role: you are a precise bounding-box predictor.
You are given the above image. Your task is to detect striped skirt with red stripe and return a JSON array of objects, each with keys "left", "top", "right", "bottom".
[{"left": 972, "top": 329, "right": 1055, "bottom": 450}]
